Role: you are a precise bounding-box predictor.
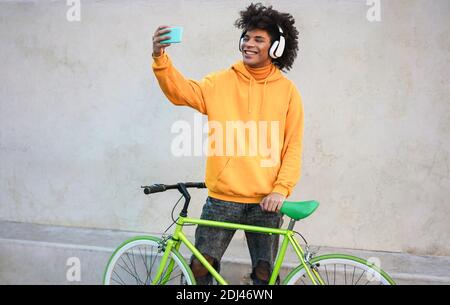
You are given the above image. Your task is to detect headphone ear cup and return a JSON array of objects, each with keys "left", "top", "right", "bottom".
[
  {"left": 269, "top": 40, "right": 280, "bottom": 59},
  {"left": 275, "top": 36, "right": 285, "bottom": 58},
  {"left": 239, "top": 37, "right": 244, "bottom": 52}
]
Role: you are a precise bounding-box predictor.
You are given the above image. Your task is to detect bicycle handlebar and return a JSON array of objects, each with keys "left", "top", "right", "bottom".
[
  {"left": 141, "top": 182, "right": 206, "bottom": 195},
  {"left": 141, "top": 182, "right": 207, "bottom": 217}
]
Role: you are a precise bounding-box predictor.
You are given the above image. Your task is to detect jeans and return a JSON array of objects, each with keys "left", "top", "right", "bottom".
[{"left": 190, "top": 196, "right": 283, "bottom": 285}]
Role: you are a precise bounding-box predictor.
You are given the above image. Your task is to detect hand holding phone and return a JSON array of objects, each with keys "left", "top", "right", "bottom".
[
  {"left": 159, "top": 26, "right": 183, "bottom": 44},
  {"left": 152, "top": 25, "right": 183, "bottom": 57}
]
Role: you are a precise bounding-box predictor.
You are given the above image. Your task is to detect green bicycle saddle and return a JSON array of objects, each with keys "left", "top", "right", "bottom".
[{"left": 280, "top": 200, "right": 319, "bottom": 221}]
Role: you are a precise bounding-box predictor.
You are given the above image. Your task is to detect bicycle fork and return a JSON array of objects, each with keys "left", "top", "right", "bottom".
[
  {"left": 151, "top": 235, "right": 175, "bottom": 285},
  {"left": 152, "top": 220, "right": 228, "bottom": 285}
]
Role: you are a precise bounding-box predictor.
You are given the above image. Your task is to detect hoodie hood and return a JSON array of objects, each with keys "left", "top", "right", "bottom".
[{"left": 231, "top": 61, "right": 284, "bottom": 113}]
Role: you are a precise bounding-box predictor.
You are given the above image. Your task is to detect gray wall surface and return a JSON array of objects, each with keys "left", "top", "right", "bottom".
[{"left": 0, "top": 0, "right": 449, "bottom": 256}]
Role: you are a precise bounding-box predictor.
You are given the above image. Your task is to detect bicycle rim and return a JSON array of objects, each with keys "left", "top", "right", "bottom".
[
  {"left": 103, "top": 236, "right": 195, "bottom": 285},
  {"left": 284, "top": 254, "right": 396, "bottom": 285}
]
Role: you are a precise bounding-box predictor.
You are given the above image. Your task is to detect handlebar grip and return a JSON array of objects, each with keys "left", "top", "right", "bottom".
[
  {"left": 142, "top": 184, "right": 166, "bottom": 194},
  {"left": 185, "top": 182, "right": 207, "bottom": 189}
]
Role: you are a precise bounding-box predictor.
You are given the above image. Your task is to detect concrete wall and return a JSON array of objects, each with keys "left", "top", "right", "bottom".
[{"left": 0, "top": 0, "right": 449, "bottom": 256}]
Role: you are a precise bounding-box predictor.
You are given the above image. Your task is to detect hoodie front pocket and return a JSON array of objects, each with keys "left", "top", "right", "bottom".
[
  {"left": 211, "top": 156, "right": 278, "bottom": 197},
  {"left": 205, "top": 156, "right": 232, "bottom": 189}
]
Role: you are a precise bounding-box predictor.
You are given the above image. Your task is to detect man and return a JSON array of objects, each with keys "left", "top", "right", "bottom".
[{"left": 152, "top": 3, "right": 302, "bottom": 285}]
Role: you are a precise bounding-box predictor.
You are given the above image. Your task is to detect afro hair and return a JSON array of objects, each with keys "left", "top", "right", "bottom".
[{"left": 234, "top": 2, "right": 299, "bottom": 72}]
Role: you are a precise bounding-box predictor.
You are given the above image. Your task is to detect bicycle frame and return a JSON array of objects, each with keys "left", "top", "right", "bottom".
[{"left": 152, "top": 216, "right": 325, "bottom": 285}]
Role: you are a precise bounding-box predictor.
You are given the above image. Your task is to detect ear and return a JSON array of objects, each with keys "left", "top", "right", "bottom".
[{"left": 239, "top": 31, "right": 246, "bottom": 52}]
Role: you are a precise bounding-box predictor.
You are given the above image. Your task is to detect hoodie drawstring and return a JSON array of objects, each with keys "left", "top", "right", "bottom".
[
  {"left": 248, "top": 77, "right": 269, "bottom": 114},
  {"left": 248, "top": 78, "right": 253, "bottom": 113},
  {"left": 260, "top": 78, "right": 268, "bottom": 114}
]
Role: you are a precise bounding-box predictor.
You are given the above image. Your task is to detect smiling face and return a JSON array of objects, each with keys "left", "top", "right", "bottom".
[{"left": 241, "top": 29, "right": 273, "bottom": 68}]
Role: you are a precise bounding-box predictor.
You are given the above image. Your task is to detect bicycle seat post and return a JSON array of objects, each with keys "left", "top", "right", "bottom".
[{"left": 287, "top": 219, "right": 296, "bottom": 230}]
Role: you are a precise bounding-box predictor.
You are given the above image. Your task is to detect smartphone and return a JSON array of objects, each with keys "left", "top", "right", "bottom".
[{"left": 160, "top": 26, "right": 183, "bottom": 44}]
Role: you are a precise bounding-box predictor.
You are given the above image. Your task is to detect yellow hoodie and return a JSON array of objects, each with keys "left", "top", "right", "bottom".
[{"left": 152, "top": 52, "right": 304, "bottom": 203}]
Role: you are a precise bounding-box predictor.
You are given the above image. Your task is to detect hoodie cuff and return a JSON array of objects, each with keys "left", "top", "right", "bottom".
[
  {"left": 152, "top": 50, "right": 168, "bottom": 67},
  {"left": 272, "top": 184, "right": 290, "bottom": 198}
]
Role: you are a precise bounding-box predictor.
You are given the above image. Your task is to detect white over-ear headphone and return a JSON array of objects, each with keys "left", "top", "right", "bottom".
[{"left": 239, "top": 25, "right": 285, "bottom": 59}]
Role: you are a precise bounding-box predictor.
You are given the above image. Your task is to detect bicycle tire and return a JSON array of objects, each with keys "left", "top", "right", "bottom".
[
  {"left": 103, "top": 236, "right": 195, "bottom": 285},
  {"left": 283, "top": 254, "right": 396, "bottom": 285}
]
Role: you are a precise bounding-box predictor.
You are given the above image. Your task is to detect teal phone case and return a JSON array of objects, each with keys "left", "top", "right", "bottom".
[{"left": 160, "top": 27, "right": 183, "bottom": 44}]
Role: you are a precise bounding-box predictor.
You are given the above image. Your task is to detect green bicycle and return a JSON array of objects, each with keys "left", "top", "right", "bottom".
[{"left": 103, "top": 182, "right": 396, "bottom": 285}]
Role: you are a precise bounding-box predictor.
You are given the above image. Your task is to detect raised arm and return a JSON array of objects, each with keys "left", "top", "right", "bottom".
[{"left": 151, "top": 25, "right": 212, "bottom": 114}]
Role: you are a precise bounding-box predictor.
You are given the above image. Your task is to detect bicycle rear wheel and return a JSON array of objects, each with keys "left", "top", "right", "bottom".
[
  {"left": 283, "top": 254, "right": 396, "bottom": 285},
  {"left": 103, "top": 236, "right": 195, "bottom": 285}
]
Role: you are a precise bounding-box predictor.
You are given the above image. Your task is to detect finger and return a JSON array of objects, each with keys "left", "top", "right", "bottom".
[
  {"left": 155, "top": 35, "right": 171, "bottom": 43},
  {"left": 260, "top": 198, "right": 266, "bottom": 211},
  {"left": 155, "top": 29, "right": 171, "bottom": 38},
  {"left": 158, "top": 42, "right": 172, "bottom": 49},
  {"left": 261, "top": 198, "right": 269, "bottom": 211},
  {"left": 272, "top": 200, "right": 282, "bottom": 213},
  {"left": 265, "top": 200, "right": 272, "bottom": 212},
  {"left": 154, "top": 25, "right": 170, "bottom": 35},
  {"left": 161, "top": 44, "right": 172, "bottom": 51},
  {"left": 275, "top": 201, "right": 282, "bottom": 213},
  {"left": 270, "top": 200, "right": 278, "bottom": 212}
]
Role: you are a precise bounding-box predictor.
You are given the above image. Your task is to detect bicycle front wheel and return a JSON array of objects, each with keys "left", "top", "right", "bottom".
[
  {"left": 283, "top": 254, "right": 396, "bottom": 285},
  {"left": 103, "top": 236, "right": 195, "bottom": 285}
]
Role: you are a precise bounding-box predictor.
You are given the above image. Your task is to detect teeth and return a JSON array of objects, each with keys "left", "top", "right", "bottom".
[{"left": 245, "top": 50, "right": 257, "bottom": 55}]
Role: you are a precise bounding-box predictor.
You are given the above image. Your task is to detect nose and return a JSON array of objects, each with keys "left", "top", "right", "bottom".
[
  {"left": 242, "top": 38, "right": 255, "bottom": 49},
  {"left": 242, "top": 42, "right": 256, "bottom": 51}
]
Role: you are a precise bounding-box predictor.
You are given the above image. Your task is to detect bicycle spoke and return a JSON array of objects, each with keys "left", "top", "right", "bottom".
[
  {"left": 118, "top": 256, "right": 136, "bottom": 279},
  {"left": 285, "top": 257, "right": 393, "bottom": 286},
  {"left": 125, "top": 252, "right": 140, "bottom": 285},
  {"left": 333, "top": 264, "right": 336, "bottom": 285},
  {"left": 344, "top": 264, "right": 347, "bottom": 285},
  {"left": 123, "top": 253, "right": 146, "bottom": 285},
  {"left": 324, "top": 265, "right": 330, "bottom": 285},
  {"left": 139, "top": 247, "right": 149, "bottom": 276},
  {"left": 117, "top": 257, "right": 144, "bottom": 284},
  {"left": 138, "top": 247, "right": 151, "bottom": 285},
  {"left": 111, "top": 270, "right": 126, "bottom": 285},
  {"left": 146, "top": 245, "right": 157, "bottom": 283},
  {"left": 143, "top": 246, "right": 152, "bottom": 285},
  {"left": 105, "top": 239, "right": 194, "bottom": 286},
  {"left": 114, "top": 245, "right": 166, "bottom": 285},
  {"left": 149, "top": 246, "right": 159, "bottom": 277},
  {"left": 354, "top": 269, "right": 366, "bottom": 285},
  {"left": 352, "top": 266, "right": 356, "bottom": 285},
  {"left": 129, "top": 249, "right": 139, "bottom": 280},
  {"left": 166, "top": 270, "right": 184, "bottom": 284}
]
